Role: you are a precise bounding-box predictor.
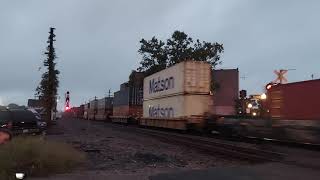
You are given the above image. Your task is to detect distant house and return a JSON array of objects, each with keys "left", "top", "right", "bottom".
[
  {"left": 27, "top": 99, "right": 46, "bottom": 116},
  {"left": 7, "top": 103, "right": 26, "bottom": 110},
  {"left": 27, "top": 99, "right": 42, "bottom": 108}
]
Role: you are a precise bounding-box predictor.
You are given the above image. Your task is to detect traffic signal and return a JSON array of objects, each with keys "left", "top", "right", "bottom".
[
  {"left": 239, "top": 90, "right": 247, "bottom": 99},
  {"left": 66, "top": 91, "right": 70, "bottom": 102},
  {"left": 65, "top": 91, "right": 70, "bottom": 111}
]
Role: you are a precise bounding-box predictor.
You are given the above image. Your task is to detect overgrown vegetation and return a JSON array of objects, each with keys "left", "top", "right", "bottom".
[
  {"left": 0, "top": 137, "right": 85, "bottom": 180},
  {"left": 137, "top": 31, "right": 224, "bottom": 76}
]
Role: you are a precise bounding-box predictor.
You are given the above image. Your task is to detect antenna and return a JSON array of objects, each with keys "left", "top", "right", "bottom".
[{"left": 240, "top": 74, "right": 247, "bottom": 80}]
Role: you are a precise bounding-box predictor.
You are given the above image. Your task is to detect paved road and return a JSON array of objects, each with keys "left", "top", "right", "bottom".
[{"left": 150, "top": 163, "right": 320, "bottom": 180}]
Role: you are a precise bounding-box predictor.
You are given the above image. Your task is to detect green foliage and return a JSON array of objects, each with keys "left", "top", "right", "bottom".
[
  {"left": 138, "top": 31, "right": 224, "bottom": 76},
  {"left": 36, "top": 27, "right": 60, "bottom": 122},
  {"left": 137, "top": 37, "right": 168, "bottom": 76},
  {"left": 0, "top": 137, "right": 85, "bottom": 180}
]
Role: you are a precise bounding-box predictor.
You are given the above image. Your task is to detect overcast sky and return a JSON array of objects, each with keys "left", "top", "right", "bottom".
[{"left": 0, "top": 0, "right": 319, "bottom": 109}]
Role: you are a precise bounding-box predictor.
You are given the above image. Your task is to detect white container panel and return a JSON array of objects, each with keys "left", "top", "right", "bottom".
[
  {"left": 97, "top": 99, "right": 105, "bottom": 109},
  {"left": 184, "top": 62, "right": 211, "bottom": 93},
  {"left": 143, "top": 61, "right": 211, "bottom": 100},
  {"left": 143, "top": 94, "right": 213, "bottom": 118}
]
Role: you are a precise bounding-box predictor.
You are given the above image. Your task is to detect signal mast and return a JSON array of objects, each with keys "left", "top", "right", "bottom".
[{"left": 65, "top": 91, "right": 70, "bottom": 111}]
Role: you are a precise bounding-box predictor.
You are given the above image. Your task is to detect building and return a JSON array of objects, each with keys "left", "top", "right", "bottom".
[
  {"left": 212, "top": 69, "right": 239, "bottom": 116},
  {"left": 27, "top": 99, "right": 42, "bottom": 108}
]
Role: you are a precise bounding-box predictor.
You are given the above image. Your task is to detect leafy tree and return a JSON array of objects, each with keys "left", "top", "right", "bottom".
[
  {"left": 36, "top": 27, "right": 60, "bottom": 123},
  {"left": 166, "top": 31, "right": 194, "bottom": 65},
  {"left": 137, "top": 37, "right": 168, "bottom": 75},
  {"left": 138, "top": 31, "right": 224, "bottom": 76}
]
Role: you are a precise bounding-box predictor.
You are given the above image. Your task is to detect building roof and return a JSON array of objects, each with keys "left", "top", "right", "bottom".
[{"left": 27, "top": 99, "right": 42, "bottom": 108}]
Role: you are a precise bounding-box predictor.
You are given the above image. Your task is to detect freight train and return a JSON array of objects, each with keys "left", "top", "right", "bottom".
[
  {"left": 72, "top": 60, "right": 320, "bottom": 144},
  {"left": 83, "top": 97, "right": 113, "bottom": 121},
  {"left": 80, "top": 61, "right": 239, "bottom": 129},
  {"left": 111, "top": 71, "right": 144, "bottom": 124}
]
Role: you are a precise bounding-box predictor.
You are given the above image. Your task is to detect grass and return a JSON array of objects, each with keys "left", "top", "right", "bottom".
[{"left": 0, "top": 136, "right": 86, "bottom": 180}]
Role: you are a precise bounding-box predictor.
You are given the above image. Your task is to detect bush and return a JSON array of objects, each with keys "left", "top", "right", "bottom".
[{"left": 0, "top": 137, "right": 85, "bottom": 180}]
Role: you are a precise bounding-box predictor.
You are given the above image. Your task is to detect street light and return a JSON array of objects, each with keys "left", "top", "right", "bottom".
[
  {"left": 15, "top": 173, "right": 25, "bottom": 179},
  {"left": 260, "top": 93, "right": 267, "bottom": 100},
  {"left": 252, "top": 112, "right": 257, "bottom": 116},
  {"left": 247, "top": 103, "right": 253, "bottom": 109}
]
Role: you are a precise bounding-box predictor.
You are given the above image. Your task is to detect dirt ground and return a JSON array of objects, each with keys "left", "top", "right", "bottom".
[
  {"left": 31, "top": 118, "right": 248, "bottom": 180},
  {"left": 30, "top": 118, "right": 320, "bottom": 180}
]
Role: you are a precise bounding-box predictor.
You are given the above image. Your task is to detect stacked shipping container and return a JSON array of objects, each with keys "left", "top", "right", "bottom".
[
  {"left": 96, "top": 97, "right": 113, "bottom": 121},
  {"left": 83, "top": 96, "right": 113, "bottom": 121},
  {"left": 141, "top": 61, "right": 213, "bottom": 130},
  {"left": 263, "top": 79, "right": 320, "bottom": 144},
  {"left": 88, "top": 99, "right": 97, "bottom": 120},
  {"left": 267, "top": 79, "right": 320, "bottom": 120},
  {"left": 112, "top": 71, "right": 144, "bottom": 122},
  {"left": 212, "top": 69, "right": 239, "bottom": 116}
]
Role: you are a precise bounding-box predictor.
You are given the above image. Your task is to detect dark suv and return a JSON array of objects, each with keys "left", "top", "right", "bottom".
[
  {"left": 0, "top": 109, "right": 13, "bottom": 130},
  {"left": 11, "top": 109, "right": 40, "bottom": 134}
]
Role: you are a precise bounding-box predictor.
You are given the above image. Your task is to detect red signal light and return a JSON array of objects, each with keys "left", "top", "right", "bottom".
[
  {"left": 266, "top": 84, "right": 272, "bottom": 90},
  {"left": 65, "top": 106, "right": 70, "bottom": 111},
  {"left": 266, "top": 82, "right": 276, "bottom": 90}
]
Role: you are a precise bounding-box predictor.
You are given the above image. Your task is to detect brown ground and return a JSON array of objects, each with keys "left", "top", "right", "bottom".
[
  {"left": 31, "top": 118, "right": 248, "bottom": 179},
  {"left": 31, "top": 118, "right": 320, "bottom": 180}
]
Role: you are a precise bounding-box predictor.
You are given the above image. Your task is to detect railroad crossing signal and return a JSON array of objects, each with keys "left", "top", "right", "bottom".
[
  {"left": 273, "top": 69, "right": 296, "bottom": 84},
  {"left": 273, "top": 69, "right": 288, "bottom": 84}
]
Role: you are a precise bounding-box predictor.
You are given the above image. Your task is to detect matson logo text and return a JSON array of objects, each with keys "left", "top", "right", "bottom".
[
  {"left": 149, "top": 105, "right": 174, "bottom": 118},
  {"left": 149, "top": 76, "right": 174, "bottom": 94}
]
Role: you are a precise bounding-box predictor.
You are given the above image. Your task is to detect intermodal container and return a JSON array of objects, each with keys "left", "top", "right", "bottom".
[
  {"left": 113, "top": 105, "right": 142, "bottom": 117},
  {"left": 114, "top": 83, "right": 143, "bottom": 106},
  {"left": 212, "top": 69, "right": 239, "bottom": 115},
  {"left": 143, "top": 61, "right": 211, "bottom": 101},
  {"left": 143, "top": 94, "right": 213, "bottom": 118},
  {"left": 267, "top": 79, "right": 320, "bottom": 120},
  {"left": 83, "top": 103, "right": 89, "bottom": 119},
  {"left": 97, "top": 97, "right": 113, "bottom": 109}
]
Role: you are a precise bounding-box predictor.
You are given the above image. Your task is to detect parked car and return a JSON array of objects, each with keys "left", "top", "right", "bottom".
[
  {"left": 0, "top": 109, "right": 13, "bottom": 130},
  {"left": 11, "top": 109, "right": 41, "bottom": 135},
  {"left": 28, "top": 108, "right": 47, "bottom": 132}
]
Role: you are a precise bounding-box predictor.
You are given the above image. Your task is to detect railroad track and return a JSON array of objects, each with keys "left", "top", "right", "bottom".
[
  {"left": 136, "top": 128, "right": 285, "bottom": 162},
  {"left": 243, "top": 136, "right": 320, "bottom": 151},
  {"left": 79, "top": 119, "right": 320, "bottom": 169}
]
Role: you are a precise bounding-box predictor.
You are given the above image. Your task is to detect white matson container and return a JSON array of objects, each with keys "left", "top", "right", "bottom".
[
  {"left": 97, "top": 98, "right": 105, "bottom": 109},
  {"left": 143, "top": 94, "right": 213, "bottom": 118},
  {"left": 143, "top": 61, "right": 211, "bottom": 101}
]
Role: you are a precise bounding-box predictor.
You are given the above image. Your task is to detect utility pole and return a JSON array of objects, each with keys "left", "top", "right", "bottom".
[{"left": 94, "top": 96, "right": 97, "bottom": 120}]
